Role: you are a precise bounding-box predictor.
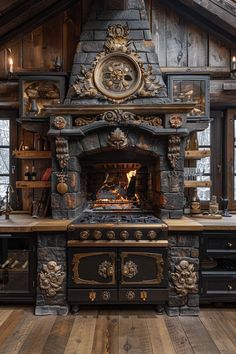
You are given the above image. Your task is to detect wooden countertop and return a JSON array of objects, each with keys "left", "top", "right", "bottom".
[
  {"left": 0, "top": 213, "right": 71, "bottom": 232},
  {"left": 1, "top": 213, "right": 236, "bottom": 233}
]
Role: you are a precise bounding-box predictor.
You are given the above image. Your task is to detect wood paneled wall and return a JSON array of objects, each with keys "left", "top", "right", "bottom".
[
  {"left": 152, "top": 1, "right": 230, "bottom": 69},
  {"left": 0, "top": 2, "right": 82, "bottom": 77}
]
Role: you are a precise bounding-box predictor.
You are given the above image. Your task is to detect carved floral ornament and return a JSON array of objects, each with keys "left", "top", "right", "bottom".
[
  {"left": 171, "top": 260, "right": 198, "bottom": 296},
  {"left": 74, "top": 109, "right": 163, "bottom": 128},
  {"left": 38, "top": 261, "right": 65, "bottom": 297},
  {"left": 53, "top": 116, "right": 67, "bottom": 129},
  {"left": 107, "top": 128, "right": 128, "bottom": 149},
  {"left": 70, "top": 24, "right": 166, "bottom": 103},
  {"left": 169, "top": 114, "right": 183, "bottom": 128}
]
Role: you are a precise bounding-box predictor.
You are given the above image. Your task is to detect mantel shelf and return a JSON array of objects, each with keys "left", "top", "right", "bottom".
[
  {"left": 184, "top": 180, "right": 212, "bottom": 188},
  {"left": 16, "top": 181, "right": 51, "bottom": 189},
  {"left": 13, "top": 150, "right": 51, "bottom": 159},
  {"left": 185, "top": 149, "right": 211, "bottom": 159}
]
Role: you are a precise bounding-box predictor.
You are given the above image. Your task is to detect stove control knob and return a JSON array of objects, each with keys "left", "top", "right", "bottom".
[
  {"left": 80, "top": 230, "right": 90, "bottom": 240},
  {"left": 106, "top": 230, "right": 115, "bottom": 240},
  {"left": 120, "top": 230, "right": 129, "bottom": 240},
  {"left": 147, "top": 230, "right": 157, "bottom": 240},
  {"left": 93, "top": 230, "right": 102, "bottom": 240},
  {"left": 134, "top": 230, "right": 143, "bottom": 241}
]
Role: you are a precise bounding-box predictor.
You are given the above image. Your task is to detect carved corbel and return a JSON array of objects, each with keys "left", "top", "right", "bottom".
[
  {"left": 168, "top": 135, "right": 181, "bottom": 169},
  {"left": 55, "top": 137, "right": 69, "bottom": 170}
]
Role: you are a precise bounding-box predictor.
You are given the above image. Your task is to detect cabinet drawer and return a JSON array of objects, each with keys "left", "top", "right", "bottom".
[
  {"left": 202, "top": 274, "right": 236, "bottom": 296},
  {"left": 68, "top": 289, "right": 118, "bottom": 303},
  {"left": 206, "top": 237, "right": 236, "bottom": 256},
  {"left": 119, "top": 288, "right": 168, "bottom": 303}
]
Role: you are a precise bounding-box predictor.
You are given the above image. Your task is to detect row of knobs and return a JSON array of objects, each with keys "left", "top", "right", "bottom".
[{"left": 79, "top": 229, "right": 158, "bottom": 240}]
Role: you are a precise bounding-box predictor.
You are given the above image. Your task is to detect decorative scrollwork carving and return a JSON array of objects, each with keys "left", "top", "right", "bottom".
[
  {"left": 98, "top": 260, "right": 114, "bottom": 279},
  {"left": 171, "top": 260, "right": 198, "bottom": 296},
  {"left": 53, "top": 116, "right": 66, "bottom": 129},
  {"left": 100, "top": 109, "right": 163, "bottom": 127},
  {"left": 122, "top": 260, "right": 138, "bottom": 279},
  {"left": 70, "top": 24, "right": 166, "bottom": 103},
  {"left": 168, "top": 135, "right": 181, "bottom": 169},
  {"left": 55, "top": 137, "right": 69, "bottom": 170},
  {"left": 107, "top": 128, "right": 128, "bottom": 149},
  {"left": 74, "top": 116, "right": 97, "bottom": 127},
  {"left": 38, "top": 261, "right": 65, "bottom": 297}
]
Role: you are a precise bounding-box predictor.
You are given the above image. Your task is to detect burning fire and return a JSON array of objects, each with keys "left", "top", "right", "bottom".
[{"left": 126, "top": 170, "right": 137, "bottom": 185}]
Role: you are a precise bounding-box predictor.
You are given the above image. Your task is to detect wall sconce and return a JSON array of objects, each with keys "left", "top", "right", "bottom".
[{"left": 231, "top": 56, "right": 236, "bottom": 79}]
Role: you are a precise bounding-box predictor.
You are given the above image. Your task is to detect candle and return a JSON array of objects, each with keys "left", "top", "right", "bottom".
[
  {"left": 8, "top": 57, "right": 13, "bottom": 73},
  {"left": 232, "top": 56, "right": 236, "bottom": 71}
]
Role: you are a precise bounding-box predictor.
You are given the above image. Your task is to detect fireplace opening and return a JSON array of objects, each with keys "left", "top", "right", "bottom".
[{"left": 80, "top": 150, "right": 160, "bottom": 216}]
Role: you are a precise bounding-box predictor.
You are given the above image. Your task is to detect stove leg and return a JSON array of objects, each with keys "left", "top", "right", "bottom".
[
  {"left": 71, "top": 305, "right": 80, "bottom": 315},
  {"left": 155, "top": 304, "right": 164, "bottom": 314}
]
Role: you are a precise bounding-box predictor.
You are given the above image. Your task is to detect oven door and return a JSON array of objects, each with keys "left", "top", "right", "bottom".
[
  {"left": 119, "top": 248, "right": 168, "bottom": 288},
  {"left": 68, "top": 248, "right": 116, "bottom": 288}
]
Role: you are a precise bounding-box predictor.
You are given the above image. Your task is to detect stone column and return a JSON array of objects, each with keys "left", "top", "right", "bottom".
[
  {"left": 35, "top": 232, "right": 68, "bottom": 315},
  {"left": 166, "top": 233, "right": 200, "bottom": 316}
]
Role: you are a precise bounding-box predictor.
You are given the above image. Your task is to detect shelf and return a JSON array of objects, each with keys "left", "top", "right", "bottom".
[
  {"left": 16, "top": 181, "right": 51, "bottom": 189},
  {"left": 185, "top": 149, "right": 211, "bottom": 160},
  {"left": 184, "top": 180, "right": 212, "bottom": 188},
  {"left": 13, "top": 150, "right": 51, "bottom": 159}
]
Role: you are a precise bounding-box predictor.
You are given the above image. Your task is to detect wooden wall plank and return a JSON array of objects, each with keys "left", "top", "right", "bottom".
[
  {"left": 22, "top": 27, "right": 43, "bottom": 70},
  {"left": 209, "top": 35, "right": 230, "bottom": 67},
  {"left": 187, "top": 23, "right": 208, "bottom": 67},
  {"left": 166, "top": 10, "right": 187, "bottom": 67},
  {"left": 42, "top": 13, "right": 63, "bottom": 70},
  {"left": 152, "top": 2, "right": 167, "bottom": 67}
]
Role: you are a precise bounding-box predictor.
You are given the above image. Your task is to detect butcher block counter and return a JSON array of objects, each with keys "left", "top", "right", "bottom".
[
  {"left": 1, "top": 213, "right": 236, "bottom": 232},
  {"left": 0, "top": 213, "right": 71, "bottom": 232}
]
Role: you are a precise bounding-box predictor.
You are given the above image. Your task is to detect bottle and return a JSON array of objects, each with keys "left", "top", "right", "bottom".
[
  {"left": 24, "top": 166, "right": 31, "bottom": 181},
  {"left": 183, "top": 197, "right": 191, "bottom": 215},
  {"left": 209, "top": 195, "right": 219, "bottom": 214},
  {"left": 190, "top": 189, "right": 201, "bottom": 215},
  {"left": 31, "top": 166, "right": 36, "bottom": 181}
]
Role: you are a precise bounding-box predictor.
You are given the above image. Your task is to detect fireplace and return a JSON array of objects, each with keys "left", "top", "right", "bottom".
[{"left": 37, "top": 0, "right": 201, "bottom": 314}]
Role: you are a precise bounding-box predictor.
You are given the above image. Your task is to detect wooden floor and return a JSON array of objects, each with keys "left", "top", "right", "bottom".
[{"left": 0, "top": 306, "right": 236, "bottom": 354}]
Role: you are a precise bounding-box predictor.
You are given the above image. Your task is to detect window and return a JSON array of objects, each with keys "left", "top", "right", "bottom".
[
  {"left": 0, "top": 119, "right": 10, "bottom": 199},
  {"left": 197, "top": 124, "right": 211, "bottom": 201}
]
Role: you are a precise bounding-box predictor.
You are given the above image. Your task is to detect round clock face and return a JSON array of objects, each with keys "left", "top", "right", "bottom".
[{"left": 94, "top": 53, "right": 142, "bottom": 100}]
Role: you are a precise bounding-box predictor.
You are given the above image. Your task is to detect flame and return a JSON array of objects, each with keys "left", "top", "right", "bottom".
[
  {"left": 126, "top": 170, "right": 136, "bottom": 185},
  {"left": 9, "top": 57, "right": 13, "bottom": 65}
]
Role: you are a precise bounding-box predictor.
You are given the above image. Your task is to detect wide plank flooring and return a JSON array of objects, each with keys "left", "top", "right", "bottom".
[{"left": 0, "top": 306, "right": 236, "bottom": 354}]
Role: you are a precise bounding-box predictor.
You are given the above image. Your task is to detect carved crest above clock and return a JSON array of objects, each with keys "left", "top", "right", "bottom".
[{"left": 70, "top": 24, "right": 166, "bottom": 103}]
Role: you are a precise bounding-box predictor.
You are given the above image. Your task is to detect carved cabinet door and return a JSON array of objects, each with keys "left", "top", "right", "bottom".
[
  {"left": 119, "top": 248, "right": 168, "bottom": 287},
  {"left": 68, "top": 249, "right": 116, "bottom": 287}
]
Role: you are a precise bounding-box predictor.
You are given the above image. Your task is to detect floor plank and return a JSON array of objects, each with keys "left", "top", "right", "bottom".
[
  {"left": 147, "top": 316, "right": 176, "bottom": 354},
  {"left": 41, "top": 316, "right": 75, "bottom": 354},
  {"left": 0, "top": 310, "right": 24, "bottom": 348},
  {"left": 64, "top": 311, "right": 98, "bottom": 354},
  {"left": 200, "top": 310, "right": 236, "bottom": 354},
  {"left": 1, "top": 306, "right": 236, "bottom": 354},
  {"left": 179, "top": 316, "right": 220, "bottom": 354},
  {"left": 18, "top": 315, "right": 57, "bottom": 354},
  {"left": 164, "top": 316, "right": 194, "bottom": 354}
]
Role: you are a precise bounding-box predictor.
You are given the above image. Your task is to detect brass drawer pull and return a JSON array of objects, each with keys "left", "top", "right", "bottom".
[
  {"left": 89, "top": 291, "right": 96, "bottom": 301},
  {"left": 227, "top": 285, "right": 233, "bottom": 291},
  {"left": 227, "top": 242, "right": 233, "bottom": 249},
  {"left": 140, "top": 291, "right": 148, "bottom": 301}
]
